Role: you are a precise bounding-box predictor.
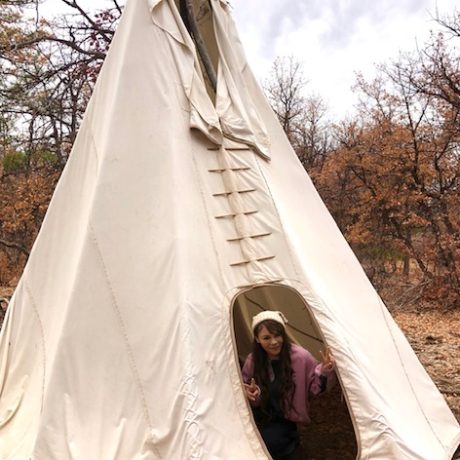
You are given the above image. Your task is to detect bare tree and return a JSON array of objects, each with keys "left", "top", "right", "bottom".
[{"left": 264, "top": 56, "right": 331, "bottom": 170}]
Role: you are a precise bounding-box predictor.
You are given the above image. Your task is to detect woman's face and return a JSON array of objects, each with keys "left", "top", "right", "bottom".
[{"left": 256, "top": 325, "right": 284, "bottom": 359}]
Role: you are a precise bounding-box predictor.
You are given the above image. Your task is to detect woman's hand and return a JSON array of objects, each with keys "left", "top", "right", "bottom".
[
  {"left": 320, "top": 348, "right": 335, "bottom": 372},
  {"left": 243, "top": 378, "right": 261, "bottom": 402}
]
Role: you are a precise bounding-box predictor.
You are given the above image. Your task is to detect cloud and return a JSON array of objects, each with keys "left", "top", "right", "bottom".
[
  {"left": 233, "top": 0, "right": 438, "bottom": 56},
  {"left": 306, "top": 0, "right": 436, "bottom": 50},
  {"left": 231, "top": 0, "right": 458, "bottom": 119},
  {"left": 232, "top": 0, "right": 316, "bottom": 59}
]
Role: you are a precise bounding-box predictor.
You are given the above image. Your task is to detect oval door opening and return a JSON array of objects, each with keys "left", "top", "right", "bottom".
[{"left": 232, "top": 283, "right": 358, "bottom": 460}]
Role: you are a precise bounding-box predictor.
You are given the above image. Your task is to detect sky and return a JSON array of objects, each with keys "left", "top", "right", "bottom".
[
  {"left": 40, "top": 0, "right": 459, "bottom": 120},
  {"left": 230, "top": 0, "right": 459, "bottom": 119}
]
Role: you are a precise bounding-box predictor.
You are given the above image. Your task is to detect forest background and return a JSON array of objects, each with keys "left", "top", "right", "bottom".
[{"left": 0, "top": 0, "right": 459, "bottom": 425}]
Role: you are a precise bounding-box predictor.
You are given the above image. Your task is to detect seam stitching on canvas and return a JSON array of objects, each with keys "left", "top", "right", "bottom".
[
  {"left": 24, "top": 282, "right": 47, "bottom": 412},
  {"left": 89, "top": 225, "right": 163, "bottom": 459}
]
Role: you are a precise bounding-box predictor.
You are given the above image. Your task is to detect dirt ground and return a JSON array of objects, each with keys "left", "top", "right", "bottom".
[{"left": 393, "top": 308, "right": 460, "bottom": 424}]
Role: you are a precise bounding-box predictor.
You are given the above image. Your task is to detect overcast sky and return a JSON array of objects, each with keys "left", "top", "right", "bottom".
[
  {"left": 41, "top": 0, "right": 459, "bottom": 120},
  {"left": 230, "top": 0, "right": 459, "bottom": 119}
]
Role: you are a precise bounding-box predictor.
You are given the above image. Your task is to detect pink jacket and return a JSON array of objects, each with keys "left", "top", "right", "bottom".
[{"left": 242, "top": 343, "right": 336, "bottom": 423}]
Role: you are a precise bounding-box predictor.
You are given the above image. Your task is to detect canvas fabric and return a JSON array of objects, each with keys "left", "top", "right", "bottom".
[{"left": 0, "top": 0, "right": 459, "bottom": 459}]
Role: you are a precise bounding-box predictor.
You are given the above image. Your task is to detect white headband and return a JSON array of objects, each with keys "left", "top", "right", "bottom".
[{"left": 252, "top": 310, "right": 288, "bottom": 332}]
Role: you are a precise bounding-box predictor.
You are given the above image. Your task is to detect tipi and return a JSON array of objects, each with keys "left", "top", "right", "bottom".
[{"left": 0, "top": 0, "right": 459, "bottom": 459}]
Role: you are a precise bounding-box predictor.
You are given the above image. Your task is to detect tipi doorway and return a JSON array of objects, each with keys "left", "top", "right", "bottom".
[{"left": 232, "top": 284, "right": 358, "bottom": 459}]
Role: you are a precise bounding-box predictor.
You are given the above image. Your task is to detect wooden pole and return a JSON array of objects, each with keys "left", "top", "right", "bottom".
[{"left": 180, "top": 0, "right": 217, "bottom": 92}]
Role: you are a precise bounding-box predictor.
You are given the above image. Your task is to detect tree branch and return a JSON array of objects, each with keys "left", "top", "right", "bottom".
[
  {"left": 111, "top": 0, "right": 123, "bottom": 14},
  {"left": 0, "top": 239, "right": 30, "bottom": 256},
  {"left": 180, "top": 0, "right": 217, "bottom": 92},
  {"left": 59, "top": 0, "right": 112, "bottom": 43}
]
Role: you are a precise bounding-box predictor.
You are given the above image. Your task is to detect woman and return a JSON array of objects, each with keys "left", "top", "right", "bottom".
[{"left": 242, "top": 310, "right": 335, "bottom": 460}]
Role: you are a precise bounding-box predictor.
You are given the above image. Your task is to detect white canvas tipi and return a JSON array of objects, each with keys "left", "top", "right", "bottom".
[{"left": 0, "top": 0, "right": 459, "bottom": 459}]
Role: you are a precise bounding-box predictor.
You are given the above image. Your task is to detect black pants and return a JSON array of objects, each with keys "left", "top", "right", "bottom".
[
  {"left": 272, "top": 445, "right": 299, "bottom": 460},
  {"left": 257, "top": 417, "right": 299, "bottom": 459}
]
